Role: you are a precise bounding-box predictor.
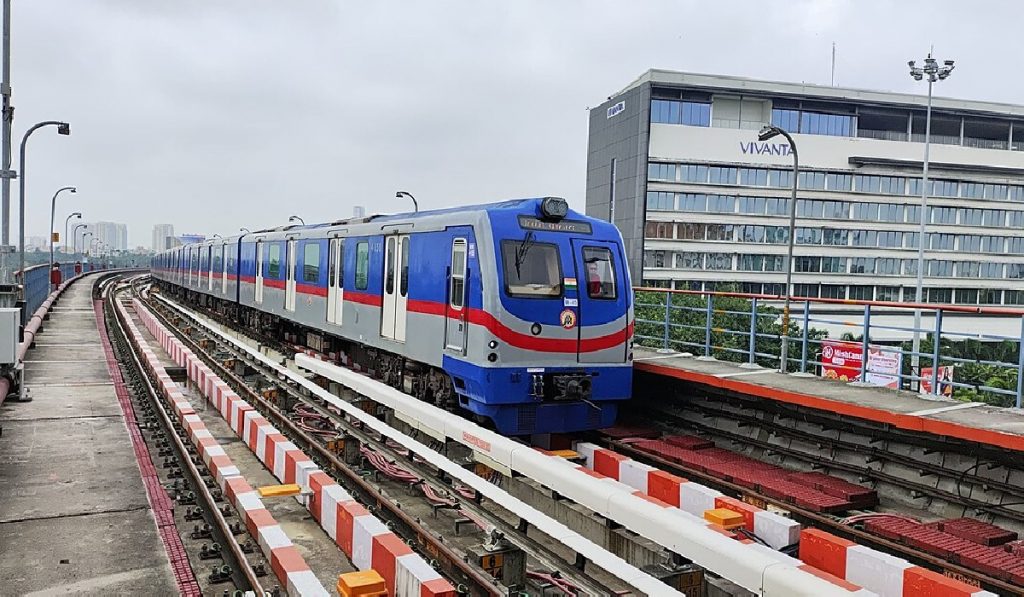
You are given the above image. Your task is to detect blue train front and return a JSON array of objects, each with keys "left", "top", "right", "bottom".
[{"left": 151, "top": 197, "right": 633, "bottom": 436}]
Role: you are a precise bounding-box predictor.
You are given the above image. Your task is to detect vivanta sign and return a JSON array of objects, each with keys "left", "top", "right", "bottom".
[{"left": 739, "top": 141, "right": 792, "bottom": 156}]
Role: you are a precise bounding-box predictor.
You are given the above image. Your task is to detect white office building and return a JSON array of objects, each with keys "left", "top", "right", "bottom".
[
  {"left": 152, "top": 224, "right": 175, "bottom": 252},
  {"left": 587, "top": 70, "right": 1024, "bottom": 307}
]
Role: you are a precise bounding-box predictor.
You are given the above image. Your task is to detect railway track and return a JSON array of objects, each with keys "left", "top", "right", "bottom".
[
  {"left": 137, "top": 280, "right": 641, "bottom": 596},
  {"left": 101, "top": 273, "right": 265, "bottom": 595},
  {"left": 617, "top": 393, "right": 1024, "bottom": 595}
]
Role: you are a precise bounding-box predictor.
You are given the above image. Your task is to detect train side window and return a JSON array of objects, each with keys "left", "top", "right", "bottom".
[
  {"left": 213, "top": 246, "right": 223, "bottom": 274},
  {"left": 582, "top": 246, "right": 617, "bottom": 299},
  {"left": 268, "top": 243, "right": 281, "bottom": 277},
  {"left": 450, "top": 238, "right": 466, "bottom": 309},
  {"left": 400, "top": 238, "right": 409, "bottom": 297},
  {"left": 338, "top": 244, "right": 345, "bottom": 289},
  {"left": 303, "top": 242, "right": 319, "bottom": 283},
  {"left": 355, "top": 241, "right": 369, "bottom": 290}
]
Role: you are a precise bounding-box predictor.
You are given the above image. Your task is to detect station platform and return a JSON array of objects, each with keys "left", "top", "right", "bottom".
[
  {"left": 635, "top": 347, "right": 1024, "bottom": 454},
  {"left": 0, "top": 275, "right": 180, "bottom": 594}
]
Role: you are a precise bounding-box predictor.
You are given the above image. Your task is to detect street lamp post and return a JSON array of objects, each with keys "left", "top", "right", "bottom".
[
  {"left": 239, "top": 228, "right": 250, "bottom": 234},
  {"left": 18, "top": 120, "right": 69, "bottom": 299},
  {"left": 64, "top": 211, "right": 80, "bottom": 254},
  {"left": 908, "top": 54, "right": 954, "bottom": 391},
  {"left": 73, "top": 224, "right": 86, "bottom": 253},
  {"left": 80, "top": 231, "right": 92, "bottom": 255},
  {"left": 396, "top": 191, "right": 418, "bottom": 213},
  {"left": 48, "top": 185, "right": 75, "bottom": 278},
  {"left": 757, "top": 125, "right": 799, "bottom": 373},
  {"left": 288, "top": 215, "right": 304, "bottom": 226}
]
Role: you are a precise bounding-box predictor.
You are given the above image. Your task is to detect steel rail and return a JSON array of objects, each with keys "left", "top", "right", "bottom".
[{"left": 107, "top": 279, "right": 264, "bottom": 594}]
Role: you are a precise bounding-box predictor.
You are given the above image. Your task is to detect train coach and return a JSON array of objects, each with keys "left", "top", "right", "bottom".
[{"left": 152, "top": 197, "right": 633, "bottom": 435}]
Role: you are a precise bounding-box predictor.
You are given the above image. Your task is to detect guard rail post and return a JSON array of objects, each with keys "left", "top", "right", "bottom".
[
  {"left": 800, "top": 300, "right": 811, "bottom": 374},
  {"left": 930, "top": 309, "right": 943, "bottom": 396},
  {"left": 858, "top": 305, "right": 871, "bottom": 383},
  {"left": 1017, "top": 316, "right": 1024, "bottom": 409},
  {"left": 702, "top": 294, "right": 714, "bottom": 359},
  {"left": 745, "top": 297, "right": 758, "bottom": 367},
  {"left": 661, "top": 292, "right": 672, "bottom": 352}
]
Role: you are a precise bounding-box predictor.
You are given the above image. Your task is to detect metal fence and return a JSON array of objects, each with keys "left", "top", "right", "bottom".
[
  {"left": 17, "top": 262, "right": 95, "bottom": 317},
  {"left": 634, "top": 286, "right": 1024, "bottom": 408}
]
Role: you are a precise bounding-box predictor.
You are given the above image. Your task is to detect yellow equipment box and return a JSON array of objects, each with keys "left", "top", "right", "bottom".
[
  {"left": 337, "top": 570, "right": 387, "bottom": 597},
  {"left": 704, "top": 508, "right": 745, "bottom": 529}
]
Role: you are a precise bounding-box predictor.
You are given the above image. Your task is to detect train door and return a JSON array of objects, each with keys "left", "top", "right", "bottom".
[
  {"left": 285, "top": 239, "right": 297, "bottom": 311},
  {"left": 380, "top": 234, "right": 409, "bottom": 341},
  {"left": 326, "top": 238, "right": 344, "bottom": 325},
  {"left": 255, "top": 240, "right": 265, "bottom": 304},
  {"left": 444, "top": 238, "right": 468, "bottom": 353},
  {"left": 221, "top": 242, "right": 229, "bottom": 294},
  {"left": 570, "top": 238, "right": 628, "bottom": 363}
]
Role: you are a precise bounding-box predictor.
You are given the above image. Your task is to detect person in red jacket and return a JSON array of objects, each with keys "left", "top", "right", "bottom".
[{"left": 50, "top": 262, "right": 62, "bottom": 292}]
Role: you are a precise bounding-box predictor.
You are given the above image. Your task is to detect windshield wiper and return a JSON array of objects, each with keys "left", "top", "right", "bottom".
[{"left": 514, "top": 230, "right": 535, "bottom": 278}]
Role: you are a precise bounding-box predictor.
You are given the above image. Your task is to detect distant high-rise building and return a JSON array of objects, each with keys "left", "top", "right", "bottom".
[
  {"left": 87, "top": 221, "right": 128, "bottom": 251},
  {"left": 152, "top": 224, "right": 175, "bottom": 251},
  {"left": 353, "top": 206, "right": 365, "bottom": 218}
]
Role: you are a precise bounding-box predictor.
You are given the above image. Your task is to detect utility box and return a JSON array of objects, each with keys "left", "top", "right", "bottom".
[{"left": 0, "top": 308, "right": 19, "bottom": 364}]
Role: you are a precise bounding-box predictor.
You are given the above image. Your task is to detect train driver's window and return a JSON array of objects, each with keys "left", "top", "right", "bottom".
[
  {"left": 501, "top": 240, "right": 562, "bottom": 298},
  {"left": 450, "top": 239, "right": 466, "bottom": 309},
  {"left": 582, "top": 246, "right": 617, "bottom": 300}
]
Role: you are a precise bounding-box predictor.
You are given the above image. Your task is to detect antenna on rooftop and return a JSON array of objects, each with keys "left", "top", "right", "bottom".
[{"left": 831, "top": 42, "right": 837, "bottom": 86}]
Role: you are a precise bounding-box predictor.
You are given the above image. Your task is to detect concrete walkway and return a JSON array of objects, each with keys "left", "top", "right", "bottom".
[{"left": 0, "top": 276, "right": 177, "bottom": 595}]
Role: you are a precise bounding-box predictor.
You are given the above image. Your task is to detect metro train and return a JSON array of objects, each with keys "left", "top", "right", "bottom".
[{"left": 151, "top": 197, "right": 633, "bottom": 435}]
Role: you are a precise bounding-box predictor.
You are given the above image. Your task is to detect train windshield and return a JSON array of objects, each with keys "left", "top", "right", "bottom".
[{"left": 501, "top": 239, "right": 562, "bottom": 298}]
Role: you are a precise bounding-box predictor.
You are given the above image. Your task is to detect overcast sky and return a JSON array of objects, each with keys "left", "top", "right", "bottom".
[{"left": 10, "top": 1, "right": 1024, "bottom": 247}]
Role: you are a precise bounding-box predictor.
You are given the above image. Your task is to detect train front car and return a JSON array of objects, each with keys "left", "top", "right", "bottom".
[{"left": 448, "top": 197, "right": 633, "bottom": 435}]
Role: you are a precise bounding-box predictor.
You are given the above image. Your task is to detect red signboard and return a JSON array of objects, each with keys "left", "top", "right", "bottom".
[{"left": 820, "top": 340, "right": 902, "bottom": 390}]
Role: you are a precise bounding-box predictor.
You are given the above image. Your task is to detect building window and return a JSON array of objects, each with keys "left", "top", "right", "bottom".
[
  {"left": 678, "top": 223, "right": 706, "bottom": 240},
  {"left": 738, "top": 254, "right": 765, "bottom": 271},
  {"left": 850, "top": 258, "right": 875, "bottom": 274},
  {"left": 765, "top": 226, "right": 789, "bottom": 244},
  {"left": 706, "top": 253, "right": 733, "bottom": 270},
  {"left": 877, "top": 204, "right": 904, "bottom": 222},
  {"left": 706, "top": 224, "right": 734, "bottom": 241},
  {"left": 878, "top": 176, "right": 907, "bottom": 195},
  {"left": 644, "top": 250, "right": 668, "bottom": 268},
  {"left": 1008, "top": 238, "right": 1024, "bottom": 254},
  {"left": 849, "top": 286, "right": 873, "bottom": 300},
  {"left": 741, "top": 282, "right": 763, "bottom": 294},
  {"left": 823, "top": 200, "right": 850, "bottom": 219},
  {"left": 982, "top": 236, "right": 1005, "bottom": 252},
  {"left": 678, "top": 193, "right": 706, "bottom": 211},
  {"left": 961, "top": 182, "right": 985, "bottom": 199},
  {"left": 822, "top": 228, "right": 848, "bottom": 246},
  {"left": 794, "top": 256, "right": 819, "bottom": 272},
  {"left": 877, "top": 258, "right": 901, "bottom": 275},
  {"left": 959, "top": 235, "right": 981, "bottom": 252},
  {"left": 981, "top": 289, "right": 1002, "bottom": 304},
  {"left": 821, "top": 285, "right": 845, "bottom": 299},
  {"left": 798, "top": 171, "right": 826, "bottom": 190},
  {"left": 768, "top": 169, "right": 792, "bottom": 188},
  {"left": 794, "top": 283, "right": 820, "bottom": 298},
  {"left": 647, "top": 191, "right": 676, "bottom": 210},
  {"left": 931, "top": 179, "right": 959, "bottom": 197},
  {"left": 983, "top": 210, "right": 1006, "bottom": 227},
  {"left": 651, "top": 100, "right": 711, "bottom": 126},
  {"left": 707, "top": 195, "right": 736, "bottom": 213},
  {"left": 763, "top": 255, "right": 784, "bottom": 272},
  {"left": 676, "top": 252, "right": 703, "bottom": 269},
  {"left": 905, "top": 205, "right": 921, "bottom": 225},
  {"left": 738, "top": 196, "right": 766, "bottom": 215},
  {"left": 903, "top": 259, "right": 918, "bottom": 276},
  {"left": 927, "top": 260, "right": 953, "bottom": 276},
  {"left": 956, "top": 261, "right": 980, "bottom": 278},
  {"left": 680, "top": 164, "right": 709, "bottom": 183},
  {"left": 795, "top": 227, "right": 822, "bottom": 245},
  {"left": 927, "top": 288, "right": 953, "bottom": 303},
  {"left": 821, "top": 256, "right": 846, "bottom": 273},
  {"left": 708, "top": 167, "right": 737, "bottom": 185},
  {"left": 851, "top": 230, "right": 877, "bottom": 247},
  {"left": 852, "top": 202, "right": 880, "bottom": 221},
  {"left": 905, "top": 232, "right": 919, "bottom": 249},
  {"left": 980, "top": 262, "right": 1004, "bottom": 278},
  {"left": 929, "top": 233, "right": 955, "bottom": 251},
  {"left": 961, "top": 208, "right": 984, "bottom": 226},
  {"left": 648, "top": 163, "right": 676, "bottom": 181},
  {"left": 771, "top": 108, "right": 800, "bottom": 131},
  {"left": 1010, "top": 186, "right": 1024, "bottom": 202},
  {"left": 737, "top": 225, "right": 765, "bottom": 243},
  {"left": 1008, "top": 290, "right": 1024, "bottom": 305},
  {"left": 644, "top": 221, "right": 674, "bottom": 239},
  {"left": 1008, "top": 211, "right": 1024, "bottom": 227},
  {"left": 984, "top": 184, "right": 1008, "bottom": 200},
  {"left": 739, "top": 168, "right": 769, "bottom": 186},
  {"left": 903, "top": 287, "right": 919, "bottom": 302},
  {"left": 876, "top": 286, "right": 900, "bottom": 302},
  {"left": 766, "top": 197, "right": 790, "bottom": 216},
  {"left": 930, "top": 206, "right": 956, "bottom": 224},
  {"left": 800, "top": 111, "right": 854, "bottom": 136},
  {"left": 797, "top": 199, "right": 823, "bottom": 218},
  {"left": 854, "top": 175, "right": 882, "bottom": 194},
  {"left": 827, "top": 173, "right": 853, "bottom": 191}
]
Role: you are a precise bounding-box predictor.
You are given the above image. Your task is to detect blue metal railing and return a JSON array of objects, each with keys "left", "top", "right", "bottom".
[
  {"left": 16, "top": 262, "right": 99, "bottom": 317},
  {"left": 634, "top": 287, "right": 1024, "bottom": 408}
]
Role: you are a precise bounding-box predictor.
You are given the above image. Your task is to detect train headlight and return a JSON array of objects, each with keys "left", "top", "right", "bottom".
[{"left": 540, "top": 197, "right": 568, "bottom": 221}]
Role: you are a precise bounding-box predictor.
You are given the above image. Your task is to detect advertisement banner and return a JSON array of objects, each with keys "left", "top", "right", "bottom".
[
  {"left": 820, "top": 340, "right": 902, "bottom": 390},
  {"left": 920, "top": 366, "right": 954, "bottom": 397}
]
